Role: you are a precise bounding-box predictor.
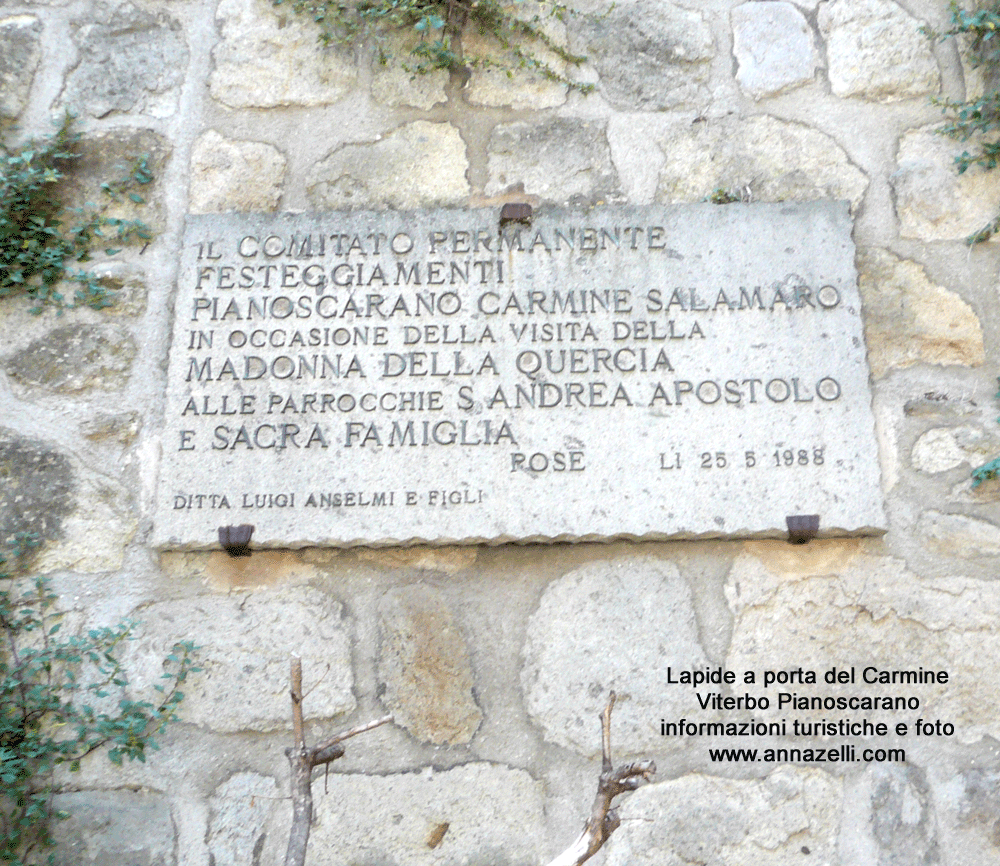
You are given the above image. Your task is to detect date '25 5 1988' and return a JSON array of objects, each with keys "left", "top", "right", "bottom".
[{"left": 659, "top": 448, "right": 825, "bottom": 470}]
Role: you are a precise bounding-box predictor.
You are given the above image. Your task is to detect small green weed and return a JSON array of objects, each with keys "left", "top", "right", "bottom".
[
  {"left": 0, "top": 534, "right": 198, "bottom": 865},
  {"left": 930, "top": 2, "right": 1000, "bottom": 242},
  {"left": 273, "top": 0, "right": 592, "bottom": 92},
  {"left": 0, "top": 115, "right": 152, "bottom": 313}
]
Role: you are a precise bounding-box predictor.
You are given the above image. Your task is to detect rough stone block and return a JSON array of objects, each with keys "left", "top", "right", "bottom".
[
  {"left": 522, "top": 557, "right": 709, "bottom": 755},
  {"left": 465, "top": 4, "right": 568, "bottom": 109},
  {"left": 819, "top": 0, "right": 939, "bottom": 102},
  {"left": 51, "top": 790, "right": 176, "bottom": 866},
  {"left": 725, "top": 551, "right": 1000, "bottom": 742},
  {"left": 911, "top": 426, "right": 995, "bottom": 474},
  {"left": 892, "top": 126, "right": 1000, "bottom": 241},
  {"left": 189, "top": 130, "right": 287, "bottom": 214},
  {"left": 857, "top": 248, "right": 984, "bottom": 377},
  {"left": 732, "top": 2, "right": 818, "bottom": 99},
  {"left": 61, "top": 2, "right": 187, "bottom": 118},
  {"left": 569, "top": 0, "right": 713, "bottom": 110},
  {"left": 80, "top": 412, "right": 141, "bottom": 447},
  {"left": 370, "top": 34, "right": 448, "bottom": 110},
  {"left": 208, "top": 772, "right": 286, "bottom": 866},
  {"left": 486, "top": 117, "right": 620, "bottom": 203},
  {"left": 308, "top": 764, "right": 546, "bottom": 866},
  {"left": 869, "top": 765, "right": 939, "bottom": 865},
  {"left": 124, "top": 586, "right": 355, "bottom": 732},
  {"left": 211, "top": 0, "right": 356, "bottom": 108},
  {"left": 4, "top": 323, "right": 136, "bottom": 393},
  {"left": 0, "top": 427, "right": 74, "bottom": 549},
  {"left": 0, "top": 15, "right": 42, "bottom": 118},
  {"left": 929, "top": 763, "right": 1000, "bottom": 864},
  {"left": 160, "top": 548, "right": 319, "bottom": 592},
  {"left": 918, "top": 510, "right": 1000, "bottom": 558},
  {"left": 378, "top": 585, "right": 482, "bottom": 744},
  {"left": 59, "top": 128, "right": 172, "bottom": 236},
  {"left": 603, "top": 767, "right": 842, "bottom": 866},
  {"left": 655, "top": 115, "right": 868, "bottom": 209},
  {"left": 356, "top": 546, "right": 478, "bottom": 574},
  {"left": 307, "top": 121, "right": 469, "bottom": 209},
  {"left": 0, "top": 427, "right": 135, "bottom": 573}
]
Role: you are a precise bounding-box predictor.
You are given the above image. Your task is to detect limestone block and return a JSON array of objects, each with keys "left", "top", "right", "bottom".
[
  {"left": 58, "top": 128, "right": 171, "bottom": 236},
  {"left": 124, "top": 586, "right": 354, "bottom": 732},
  {"left": 208, "top": 772, "right": 286, "bottom": 866},
  {"left": 0, "top": 427, "right": 135, "bottom": 574},
  {"left": 465, "top": 3, "right": 568, "bottom": 109},
  {"left": 189, "top": 130, "right": 286, "bottom": 214},
  {"left": 51, "top": 790, "right": 176, "bottom": 866},
  {"left": 160, "top": 549, "right": 319, "bottom": 591},
  {"left": 370, "top": 35, "right": 447, "bottom": 109},
  {"left": 308, "top": 764, "right": 546, "bottom": 866},
  {"left": 522, "top": 557, "right": 709, "bottom": 756},
  {"left": 655, "top": 115, "right": 868, "bottom": 210},
  {"left": 892, "top": 126, "right": 1000, "bottom": 241},
  {"left": 868, "top": 765, "right": 939, "bottom": 865},
  {"left": 911, "top": 426, "right": 995, "bottom": 474},
  {"left": 732, "top": 2, "right": 818, "bottom": 99},
  {"left": 356, "top": 545, "right": 477, "bottom": 574},
  {"left": 377, "top": 585, "right": 482, "bottom": 745},
  {"left": 0, "top": 15, "right": 41, "bottom": 118},
  {"left": 857, "top": 248, "right": 984, "bottom": 377},
  {"left": 917, "top": 509, "right": 1000, "bottom": 558},
  {"left": 570, "top": 0, "right": 713, "bottom": 110},
  {"left": 34, "top": 479, "right": 135, "bottom": 574},
  {"left": 604, "top": 767, "right": 842, "bottom": 866},
  {"left": 307, "top": 121, "right": 469, "bottom": 210},
  {"left": 61, "top": 2, "right": 187, "bottom": 118},
  {"left": 725, "top": 551, "right": 1000, "bottom": 742},
  {"left": 818, "top": 0, "right": 939, "bottom": 102},
  {"left": 211, "top": 0, "right": 356, "bottom": 108},
  {"left": 80, "top": 411, "right": 142, "bottom": 446},
  {"left": 3, "top": 323, "right": 136, "bottom": 393},
  {"left": 930, "top": 763, "right": 1000, "bottom": 864},
  {"left": 0, "top": 427, "right": 74, "bottom": 549},
  {"left": 485, "top": 117, "right": 620, "bottom": 204}
]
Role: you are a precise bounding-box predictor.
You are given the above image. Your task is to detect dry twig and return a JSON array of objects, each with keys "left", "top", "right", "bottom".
[
  {"left": 284, "top": 657, "right": 393, "bottom": 866},
  {"left": 545, "top": 692, "right": 656, "bottom": 866}
]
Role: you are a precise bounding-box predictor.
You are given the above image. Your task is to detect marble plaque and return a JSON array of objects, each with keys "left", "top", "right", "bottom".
[{"left": 153, "top": 202, "right": 885, "bottom": 548}]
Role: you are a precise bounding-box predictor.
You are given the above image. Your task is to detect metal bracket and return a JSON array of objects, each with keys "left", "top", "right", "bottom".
[
  {"left": 785, "top": 515, "right": 820, "bottom": 545},
  {"left": 219, "top": 524, "right": 254, "bottom": 557},
  {"left": 499, "top": 202, "right": 532, "bottom": 230}
]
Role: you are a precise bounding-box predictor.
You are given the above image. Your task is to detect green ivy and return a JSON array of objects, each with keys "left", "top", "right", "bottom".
[
  {"left": 273, "top": 0, "right": 592, "bottom": 91},
  {"left": 932, "top": 2, "right": 1000, "bottom": 242},
  {"left": 0, "top": 534, "right": 198, "bottom": 866},
  {"left": 0, "top": 115, "right": 153, "bottom": 313}
]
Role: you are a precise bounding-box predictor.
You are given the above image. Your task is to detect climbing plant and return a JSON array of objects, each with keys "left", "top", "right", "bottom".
[
  {"left": 933, "top": 2, "right": 1000, "bottom": 242},
  {"left": 0, "top": 534, "right": 198, "bottom": 866},
  {"left": 272, "top": 0, "right": 592, "bottom": 91},
  {"left": 0, "top": 114, "right": 152, "bottom": 313}
]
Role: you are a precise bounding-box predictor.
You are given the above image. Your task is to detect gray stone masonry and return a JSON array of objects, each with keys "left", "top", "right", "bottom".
[{"left": 1, "top": 0, "right": 999, "bottom": 863}]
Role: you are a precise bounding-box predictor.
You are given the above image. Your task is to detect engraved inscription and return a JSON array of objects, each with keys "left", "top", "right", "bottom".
[{"left": 154, "top": 204, "right": 885, "bottom": 547}]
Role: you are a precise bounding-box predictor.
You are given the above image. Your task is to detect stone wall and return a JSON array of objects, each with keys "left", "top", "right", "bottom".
[{"left": 1, "top": 0, "right": 1000, "bottom": 864}]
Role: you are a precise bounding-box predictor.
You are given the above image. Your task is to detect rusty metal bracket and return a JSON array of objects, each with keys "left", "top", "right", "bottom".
[
  {"left": 785, "top": 514, "right": 820, "bottom": 545},
  {"left": 219, "top": 524, "right": 254, "bottom": 557}
]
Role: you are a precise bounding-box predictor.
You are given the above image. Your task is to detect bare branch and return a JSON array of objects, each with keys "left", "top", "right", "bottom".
[
  {"left": 311, "top": 714, "right": 394, "bottom": 757},
  {"left": 544, "top": 693, "right": 655, "bottom": 866},
  {"left": 290, "top": 656, "right": 305, "bottom": 752},
  {"left": 283, "top": 657, "right": 394, "bottom": 866}
]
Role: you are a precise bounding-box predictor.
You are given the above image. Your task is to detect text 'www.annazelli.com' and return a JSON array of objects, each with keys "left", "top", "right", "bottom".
[{"left": 707, "top": 745, "right": 905, "bottom": 764}]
